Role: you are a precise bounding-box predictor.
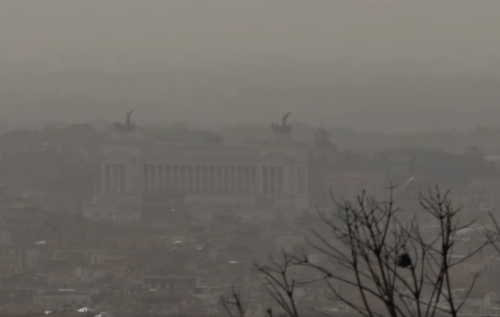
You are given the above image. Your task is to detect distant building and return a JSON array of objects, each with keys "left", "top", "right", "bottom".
[
  {"left": 483, "top": 155, "right": 500, "bottom": 171},
  {"left": 325, "top": 172, "right": 388, "bottom": 203},
  {"left": 84, "top": 119, "right": 314, "bottom": 222},
  {"left": 307, "top": 126, "right": 339, "bottom": 207},
  {"left": 33, "top": 289, "right": 93, "bottom": 311},
  {"left": 468, "top": 178, "right": 500, "bottom": 212}
]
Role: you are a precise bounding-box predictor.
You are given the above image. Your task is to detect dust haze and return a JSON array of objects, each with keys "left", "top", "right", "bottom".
[
  {"left": 1, "top": 2, "right": 500, "bottom": 317},
  {"left": 1, "top": 0, "right": 500, "bottom": 132}
]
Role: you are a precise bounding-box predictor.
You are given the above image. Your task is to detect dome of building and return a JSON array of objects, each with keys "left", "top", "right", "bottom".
[{"left": 313, "top": 125, "right": 337, "bottom": 152}]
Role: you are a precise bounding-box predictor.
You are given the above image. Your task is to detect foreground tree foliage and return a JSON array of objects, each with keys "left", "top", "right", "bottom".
[{"left": 220, "top": 187, "right": 499, "bottom": 317}]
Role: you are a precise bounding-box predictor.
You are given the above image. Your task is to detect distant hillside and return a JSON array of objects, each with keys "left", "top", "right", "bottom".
[{"left": 1, "top": 69, "right": 500, "bottom": 132}]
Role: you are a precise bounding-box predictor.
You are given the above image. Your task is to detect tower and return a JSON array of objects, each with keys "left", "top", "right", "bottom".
[
  {"left": 313, "top": 125, "right": 329, "bottom": 149},
  {"left": 308, "top": 125, "right": 339, "bottom": 207}
]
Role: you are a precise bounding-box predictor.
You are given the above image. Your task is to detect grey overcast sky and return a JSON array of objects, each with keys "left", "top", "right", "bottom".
[
  {"left": 1, "top": 0, "right": 500, "bottom": 72},
  {"left": 1, "top": 0, "right": 500, "bottom": 131}
]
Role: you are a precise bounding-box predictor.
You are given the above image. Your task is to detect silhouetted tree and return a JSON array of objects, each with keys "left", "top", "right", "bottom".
[{"left": 221, "top": 187, "right": 497, "bottom": 317}]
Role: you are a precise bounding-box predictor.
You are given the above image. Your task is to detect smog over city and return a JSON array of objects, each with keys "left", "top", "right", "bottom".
[{"left": 0, "top": 1, "right": 499, "bottom": 316}]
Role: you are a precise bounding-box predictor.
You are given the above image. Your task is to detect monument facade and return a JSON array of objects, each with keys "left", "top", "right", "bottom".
[{"left": 83, "top": 113, "right": 312, "bottom": 222}]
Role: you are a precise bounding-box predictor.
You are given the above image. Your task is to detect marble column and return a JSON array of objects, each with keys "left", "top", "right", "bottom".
[
  {"left": 152, "top": 164, "right": 157, "bottom": 190},
  {"left": 150, "top": 165, "right": 156, "bottom": 191},
  {"left": 251, "top": 166, "right": 257, "bottom": 195},
  {"left": 164, "top": 165, "right": 170, "bottom": 189},
  {"left": 235, "top": 166, "right": 241, "bottom": 193},
  {"left": 184, "top": 165, "right": 190, "bottom": 193},
  {"left": 112, "top": 164, "right": 118, "bottom": 194},
  {"left": 100, "top": 164, "right": 105, "bottom": 195},
  {"left": 270, "top": 166, "right": 276, "bottom": 197},
  {"left": 270, "top": 166, "right": 274, "bottom": 197},
  {"left": 158, "top": 165, "right": 164, "bottom": 190},
  {"left": 222, "top": 166, "right": 227, "bottom": 193},
  {"left": 295, "top": 167, "right": 302, "bottom": 194},
  {"left": 278, "top": 167, "right": 284, "bottom": 196},
  {"left": 105, "top": 164, "right": 111, "bottom": 194},
  {"left": 259, "top": 166, "right": 263, "bottom": 195},
  {"left": 116, "top": 164, "right": 120, "bottom": 194},
  {"left": 111, "top": 163, "right": 118, "bottom": 194},
  {"left": 198, "top": 165, "right": 205, "bottom": 194},
  {"left": 219, "top": 165, "right": 224, "bottom": 193},
  {"left": 243, "top": 166, "right": 249, "bottom": 194},
  {"left": 261, "top": 166, "right": 267, "bottom": 196},
  {"left": 119, "top": 164, "right": 125, "bottom": 194},
  {"left": 229, "top": 166, "right": 234, "bottom": 193},
  {"left": 109, "top": 164, "right": 113, "bottom": 194},
  {"left": 295, "top": 166, "right": 300, "bottom": 194},
  {"left": 205, "top": 166, "right": 210, "bottom": 193},
  {"left": 192, "top": 165, "right": 197, "bottom": 192},
  {"left": 270, "top": 166, "right": 275, "bottom": 197},
  {"left": 209, "top": 166, "right": 215, "bottom": 193},
  {"left": 145, "top": 164, "right": 150, "bottom": 191},
  {"left": 187, "top": 165, "right": 193, "bottom": 193},
  {"left": 267, "top": 166, "right": 272, "bottom": 196},
  {"left": 172, "top": 165, "right": 178, "bottom": 191},
  {"left": 226, "top": 165, "right": 231, "bottom": 193},
  {"left": 234, "top": 166, "right": 239, "bottom": 193},
  {"left": 94, "top": 177, "right": 98, "bottom": 197},
  {"left": 275, "top": 166, "right": 281, "bottom": 198},
  {"left": 250, "top": 166, "right": 255, "bottom": 194},
  {"left": 228, "top": 165, "right": 232, "bottom": 193},
  {"left": 200, "top": 165, "right": 205, "bottom": 193},
  {"left": 143, "top": 164, "right": 149, "bottom": 192},
  {"left": 203, "top": 166, "right": 209, "bottom": 193},
  {"left": 185, "top": 165, "right": 189, "bottom": 192},
  {"left": 235, "top": 166, "right": 239, "bottom": 193},
  {"left": 199, "top": 165, "right": 203, "bottom": 193},
  {"left": 94, "top": 169, "right": 99, "bottom": 197},
  {"left": 144, "top": 164, "right": 149, "bottom": 192},
  {"left": 178, "top": 166, "right": 184, "bottom": 192},
  {"left": 175, "top": 165, "right": 179, "bottom": 192},
  {"left": 215, "top": 166, "right": 221, "bottom": 193},
  {"left": 302, "top": 166, "right": 308, "bottom": 194},
  {"left": 239, "top": 166, "right": 244, "bottom": 194},
  {"left": 193, "top": 165, "right": 199, "bottom": 193},
  {"left": 226, "top": 166, "right": 230, "bottom": 193},
  {"left": 240, "top": 166, "right": 245, "bottom": 193}
]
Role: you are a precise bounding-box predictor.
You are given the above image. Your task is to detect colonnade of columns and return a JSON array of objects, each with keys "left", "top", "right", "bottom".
[
  {"left": 101, "top": 163, "right": 126, "bottom": 195},
  {"left": 143, "top": 164, "right": 258, "bottom": 195},
  {"left": 296, "top": 166, "right": 307, "bottom": 194},
  {"left": 98, "top": 162, "right": 293, "bottom": 198},
  {"left": 260, "top": 166, "right": 284, "bottom": 197}
]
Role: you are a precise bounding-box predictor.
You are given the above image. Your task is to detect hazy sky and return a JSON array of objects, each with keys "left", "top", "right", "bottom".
[
  {"left": 1, "top": 1, "right": 500, "bottom": 131},
  {"left": 1, "top": 0, "right": 500, "bottom": 72}
]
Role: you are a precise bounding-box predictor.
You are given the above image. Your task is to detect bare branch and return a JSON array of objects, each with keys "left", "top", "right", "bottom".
[{"left": 221, "top": 185, "right": 493, "bottom": 317}]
